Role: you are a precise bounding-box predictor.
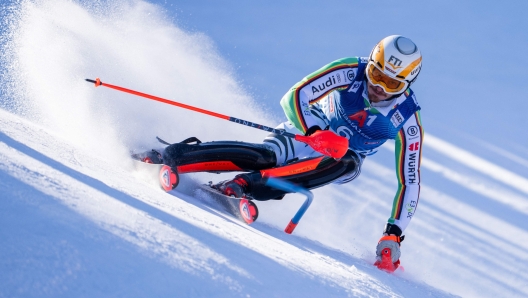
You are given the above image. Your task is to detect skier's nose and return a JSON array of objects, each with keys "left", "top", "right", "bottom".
[{"left": 373, "top": 85, "right": 385, "bottom": 94}]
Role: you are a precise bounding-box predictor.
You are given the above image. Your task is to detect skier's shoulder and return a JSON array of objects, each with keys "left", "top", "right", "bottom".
[
  {"left": 303, "top": 56, "right": 366, "bottom": 83},
  {"left": 322, "top": 56, "right": 367, "bottom": 70},
  {"left": 389, "top": 88, "right": 422, "bottom": 129},
  {"left": 395, "top": 87, "right": 420, "bottom": 111}
]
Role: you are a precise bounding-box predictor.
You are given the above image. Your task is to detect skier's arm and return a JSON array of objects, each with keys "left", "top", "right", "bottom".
[
  {"left": 280, "top": 57, "right": 360, "bottom": 134},
  {"left": 388, "top": 111, "right": 424, "bottom": 232}
]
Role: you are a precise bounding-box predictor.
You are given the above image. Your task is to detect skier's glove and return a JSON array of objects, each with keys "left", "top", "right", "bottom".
[
  {"left": 374, "top": 223, "right": 405, "bottom": 272},
  {"left": 376, "top": 235, "right": 402, "bottom": 263},
  {"left": 294, "top": 127, "right": 348, "bottom": 159}
]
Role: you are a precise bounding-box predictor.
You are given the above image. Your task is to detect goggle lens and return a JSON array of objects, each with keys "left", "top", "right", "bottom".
[{"left": 367, "top": 63, "right": 407, "bottom": 94}]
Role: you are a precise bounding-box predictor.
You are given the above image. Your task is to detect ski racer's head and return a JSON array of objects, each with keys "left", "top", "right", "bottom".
[{"left": 365, "top": 35, "right": 422, "bottom": 101}]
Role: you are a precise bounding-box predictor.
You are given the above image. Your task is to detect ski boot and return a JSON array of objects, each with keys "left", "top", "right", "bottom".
[
  {"left": 132, "top": 149, "right": 163, "bottom": 164},
  {"left": 213, "top": 177, "right": 249, "bottom": 198},
  {"left": 212, "top": 177, "right": 259, "bottom": 224}
]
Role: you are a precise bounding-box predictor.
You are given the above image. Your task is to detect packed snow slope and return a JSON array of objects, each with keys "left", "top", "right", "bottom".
[
  {"left": 1, "top": 1, "right": 528, "bottom": 297},
  {"left": 0, "top": 104, "right": 452, "bottom": 298}
]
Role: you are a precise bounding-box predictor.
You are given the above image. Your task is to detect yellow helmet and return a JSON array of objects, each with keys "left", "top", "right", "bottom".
[{"left": 366, "top": 35, "right": 422, "bottom": 94}]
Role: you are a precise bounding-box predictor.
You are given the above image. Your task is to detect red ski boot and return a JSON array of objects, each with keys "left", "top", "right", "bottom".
[{"left": 212, "top": 177, "right": 258, "bottom": 224}]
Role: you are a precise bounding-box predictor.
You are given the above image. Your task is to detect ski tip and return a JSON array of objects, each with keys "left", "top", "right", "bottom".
[
  {"left": 159, "top": 165, "right": 179, "bottom": 192},
  {"left": 238, "top": 199, "right": 258, "bottom": 224}
]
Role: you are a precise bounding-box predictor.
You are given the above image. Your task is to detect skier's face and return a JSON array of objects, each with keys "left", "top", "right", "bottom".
[{"left": 367, "top": 81, "right": 392, "bottom": 103}]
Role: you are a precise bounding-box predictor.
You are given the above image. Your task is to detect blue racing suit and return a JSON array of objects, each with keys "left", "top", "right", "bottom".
[{"left": 267, "top": 56, "right": 424, "bottom": 232}]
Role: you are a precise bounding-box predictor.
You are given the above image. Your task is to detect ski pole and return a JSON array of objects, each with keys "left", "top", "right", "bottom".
[
  {"left": 265, "top": 177, "right": 313, "bottom": 234},
  {"left": 85, "top": 78, "right": 348, "bottom": 159}
]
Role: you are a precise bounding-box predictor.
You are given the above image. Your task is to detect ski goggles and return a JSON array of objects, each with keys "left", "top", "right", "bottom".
[{"left": 366, "top": 62, "right": 408, "bottom": 94}]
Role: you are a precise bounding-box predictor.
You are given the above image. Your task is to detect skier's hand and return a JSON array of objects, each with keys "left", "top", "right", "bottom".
[{"left": 294, "top": 130, "right": 348, "bottom": 159}]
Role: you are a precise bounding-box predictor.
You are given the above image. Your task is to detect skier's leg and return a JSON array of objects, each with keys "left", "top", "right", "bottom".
[
  {"left": 160, "top": 137, "right": 277, "bottom": 173},
  {"left": 216, "top": 150, "right": 363, "bottom": 201},
  {"left": 262, "top": 104, "right": 335, "bottom": 165},
  {"left": 262, "top": 121, "right": 322, "bottom": 166},
  {"left": 156, "top": 117, "right": 321, "bottom": 173},
  {"left": 214, "top": 119, "right": 364, "bottom": 201}
]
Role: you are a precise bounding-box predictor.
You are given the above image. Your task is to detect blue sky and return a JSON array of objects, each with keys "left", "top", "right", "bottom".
[{"left": 150, "top": 0, "right": 528, "bottom": 152}]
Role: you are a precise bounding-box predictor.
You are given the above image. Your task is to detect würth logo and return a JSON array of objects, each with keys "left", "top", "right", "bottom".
[{"left": 408, "top": 142, "right": 420, "bottom": 151}]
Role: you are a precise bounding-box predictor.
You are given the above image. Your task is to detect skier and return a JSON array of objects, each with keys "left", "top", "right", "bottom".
[{"left": 139, "top": 35, "right": 423, "bottom": 271}]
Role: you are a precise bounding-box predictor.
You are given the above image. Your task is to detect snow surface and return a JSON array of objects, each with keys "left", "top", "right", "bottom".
[{"left": 1, "top": 1, "right": 527, "bottom": 297}]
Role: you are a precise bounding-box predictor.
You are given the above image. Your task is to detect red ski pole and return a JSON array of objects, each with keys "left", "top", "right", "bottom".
[{"left": 85, "top": 78, "right": 348, "bottom": 159}]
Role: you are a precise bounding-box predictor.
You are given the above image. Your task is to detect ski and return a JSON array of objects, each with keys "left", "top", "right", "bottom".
[
  {"left": 131, "top": 153, "right": 257, "bottom": 225},
  {"left": 130, "top": 147, "right": 312, "bottom": 232},
  {"left": 131, "top": 153, "right": 179, "bottom": 191}
]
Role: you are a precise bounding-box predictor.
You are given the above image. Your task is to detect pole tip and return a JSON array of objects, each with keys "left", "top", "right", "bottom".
[
  {"left": 85, "top": 78, "right": 102, "bottom": 87},
  {"left": 284, "top": 220, "right": 297, "bottom": 234}
]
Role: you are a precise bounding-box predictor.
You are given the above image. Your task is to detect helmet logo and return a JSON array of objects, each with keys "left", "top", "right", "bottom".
[
  {"left": 411, "top": 65, "right": 421, "bottom": 76},
  {"left": 387, "top": 55, "right": 403, "bottom": 70},
  {"left": 385, "top": 66, "right": 397, "bottom": 74}
]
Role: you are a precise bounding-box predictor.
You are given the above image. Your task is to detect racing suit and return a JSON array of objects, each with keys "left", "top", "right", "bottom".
[
  {"left": 271, "top": 56, "right": 424, "bottom": 232},
  {"left": 161, "top": 56, "right": 423, "bottom": 233}
]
